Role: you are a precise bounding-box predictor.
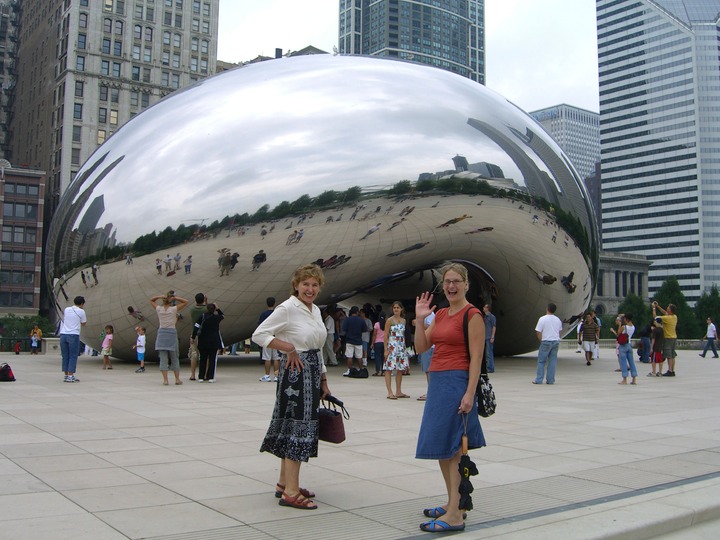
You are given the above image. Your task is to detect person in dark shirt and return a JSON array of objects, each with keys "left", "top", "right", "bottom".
[{"left": 341, "top": 306, "right": 366, "bottom": 376}]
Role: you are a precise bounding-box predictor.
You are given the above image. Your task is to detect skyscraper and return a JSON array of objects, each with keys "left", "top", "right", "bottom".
[
  {"left": 596, "top": 0, "right": 720, "bottom": 302},
  {"left": 529, "top": 104, "right": 600, "bottom": 182},
  {"left": 0, "top": 0, "right": 20, "bottom": 159},
  {"left": 10, "top": 0, "right": 219, "bottom": 215},
  {"left": 339, "top": 0, "right": 485, "bottom": 83}
]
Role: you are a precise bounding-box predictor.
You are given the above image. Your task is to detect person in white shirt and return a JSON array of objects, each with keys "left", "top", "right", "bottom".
[
  {"left": 700, "top": 317, "right": 719, "bottom": 358},
  {"left": 533, "top": 303, "right": 563, "bottom": 385},
  {"left": 253, "top": 264, "right": 332, "bottom": 511},
  {"left": 59, "top": 296, "right": 87, "bottom": 383}
]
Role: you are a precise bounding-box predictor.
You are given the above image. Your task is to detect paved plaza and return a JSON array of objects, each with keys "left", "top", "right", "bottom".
[{"left": 1, "top": 347, "right": 720, "bottom": 539}]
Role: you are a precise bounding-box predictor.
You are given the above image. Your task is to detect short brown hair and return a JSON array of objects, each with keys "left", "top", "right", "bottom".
[{"left": 291, "top": 264, "right": 325, "bottom": 296}]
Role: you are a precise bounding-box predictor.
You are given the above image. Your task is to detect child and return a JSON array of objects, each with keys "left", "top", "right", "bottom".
[
  {"left": 14, "top": 340, "right": 21, "bottom": 355},
  {"left": 133, "top": 326, "right": 146, "bottom": 372},
  {"left": 648, "top": 319, "right": 665, "bottom": 377},
  {"left": 101, "top": 325, "right": 114, "bottom": 370}
]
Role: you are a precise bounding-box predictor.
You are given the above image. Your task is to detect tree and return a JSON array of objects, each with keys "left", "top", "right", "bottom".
[
  {"left": 291, "top": 194, "right": 312, "bottom": 213},
  {"left": 342, "top": 186, "right": 362, "bottom": 203},
  {"left": 315, "top": 190, "right": 337, "bottom": 207},
  {"left": 653, "top": 276, "right": 700, "bottom": 338},
  {"left": 389, "top": 180, "right": 412, "bottom": 194},
  {"left": 416, "top": 178, "right": 437, "bottom": 192},
  {"left": 694, "top": 285, "right": 720, "bottom": 333},
  {"left": 617, "top": 293, "right": 651, "bottom": 328}
]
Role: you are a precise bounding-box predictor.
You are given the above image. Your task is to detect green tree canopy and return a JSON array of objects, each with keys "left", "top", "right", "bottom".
[
  {"left": 617, "top": 293, "right": 651, "bottom": 328},
  {"left": 653, "top": 276, "right": 700, "bottom": 338},
  {"left": 694, "top": 285, "right": 720, "bottom": 333}
]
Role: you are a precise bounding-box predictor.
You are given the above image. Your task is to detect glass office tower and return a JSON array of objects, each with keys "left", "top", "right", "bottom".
[
  {"left": 339, "top": 0, "right": 485, "bottom": 84},
  {"left": 597, "top": 0, "right": 720, "bottom": 302}
]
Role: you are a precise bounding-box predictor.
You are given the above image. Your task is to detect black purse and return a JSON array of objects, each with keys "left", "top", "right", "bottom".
[
  {"left": 463, "top": 307, "right": 496, "bottom": 417},
  {"left": 318, "top": 395, "right": 349, "bottom": 444}
]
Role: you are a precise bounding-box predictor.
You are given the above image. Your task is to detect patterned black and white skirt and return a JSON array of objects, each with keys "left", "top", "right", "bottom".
[{"left": 260, "top": 349, "right": 322, "bottom": 462}]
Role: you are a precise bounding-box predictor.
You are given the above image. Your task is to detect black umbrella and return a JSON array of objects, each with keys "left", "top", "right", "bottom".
[{"left": 458, "top": 414, "right": 478, "bottom": 511}]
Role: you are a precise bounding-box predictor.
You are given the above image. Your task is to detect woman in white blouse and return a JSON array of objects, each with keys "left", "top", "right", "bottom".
[{"left": 253, "top": 264, "right": 331, "bottom": 510}]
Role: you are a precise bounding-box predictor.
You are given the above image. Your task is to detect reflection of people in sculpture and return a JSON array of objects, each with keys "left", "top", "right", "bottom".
[
  {"left": 527, "top": 265, "right": 557, "bottom": 285},
  {"left": 360, "top": 223, "right": 381, "bottom": 240},
  {"left": 465, "top": 227, "right": 494, "bottom": 234},
  {"left": 252, "top": 249, "right": 267, "bottom": 271},
  {"left": 387, "top": 217, "right": 406, "bottom": 231},
  {"left": 127, "top": 306, "right": 145, "bottom": 321},
  {"left": 387, "top": 242, "right": 430, "bottom": 257},
  {"left": 437, "top": 214, "right": 471, "bottom": 228},
  {"left": 561, "top": 272, "right": 576, "bottom": 293}
]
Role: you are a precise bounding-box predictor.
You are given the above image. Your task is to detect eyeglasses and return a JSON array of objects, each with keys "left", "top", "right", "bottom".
[{"left": 443, "top": 279, "right": 465, "bottom": 286}]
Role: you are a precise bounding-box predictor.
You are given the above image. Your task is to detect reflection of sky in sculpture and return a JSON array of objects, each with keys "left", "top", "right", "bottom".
[{"left": 65, "top": 55, "right": 574, "bottom": 243}]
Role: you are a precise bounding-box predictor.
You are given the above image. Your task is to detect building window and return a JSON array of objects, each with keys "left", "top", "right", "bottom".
[
  {"left": 173, "top": 33, "right": 181, "bottom": 47},
  {"left": 202, "top": 20, "right": 209, "bottom": 34},
  {"left": 78, "top": 33, "right": 87, "bottom": 50},
  {"left": 190, "top": 56, "right": 197, "bottom": 72},
  {"left": 172, "top": 53, "right": 180, "bottom": 68},
  {"left": 102, "top": 38, "right": 111, "bottom": 54},
  {"left": 98, "top": 129, "right": 107, "bottom": 145},
  {"left": 81, "top": 0, "right": 89, "bottom": 5},
  {"left": 104, "top": 18, "right": 112, "bottom": 33},
  {"left": 200, "top": 58, "right": 207, "bottom": 74},
  {"left": 76, "top": 56, "right": 85, "bottom": 71},
  {"left": 135, "top": 4, "right": 143, "bottom": 19},
  {"left": 164, "top": 11, "right": 172, "bottom": 25},
  {"left": 112, "top": 62, "right": 121, "bottom": 77},
  {"left": 146, "top": 7, "right": 155, "bottom": 21},
  {"left": 80, "top": 13, "right": 88, "bottom": 28},
  {"left": 161, "top": 71, "right": 169, "bottom": 86},
  {"left": 200, "top": 39, "right": 208, "bottom": 54},
  {"left": 174, "top": 14, "right": 182, "bottom": 28},
  {"left": 130, "top": 91, "right": 139, "bottom": 106},
  {"left": 162, "top": 51, "right": 169, "bottom": 65},
  {"left": 142, "top": 67, "right": 151, "bottom": 82},
  {"left": 104, "top": 0, "right": 113, "bottom": 12},
  {"left": 145, "top": 27, "right": 153, "bottom": 41},
  {"left": 134, "top": 24, "right": 142, "bottom": 40},
  {"left": 144, "top": 46, "right": 152, "bottom": 62},
  {"left": 131, "top": 65, "right": 140, "bottom": 80},
  {"left": 99, "top": 107, "right": 107, "bottom": 123},
  {"left": 74, "top": 80, "right": 84, "bottom": 97},
  {"left": 71, "top": 148, "right": 81, "bottom": 165},
  {"left": 109, "top": 109, "right": 118, "bottom": 126},
  {"left": 73, "top": 103, "right": 82, "bottom": 119},
  {"left": 192, "top": 18, "right": 199, "bottom": 32},
  {"left": 141, "top": 93, "right": 150, "bottom": 108},
  {"left": 132, "top": 45, "right": 141, "bottom": 60},
  {"left": 101, "top": 60, "right": 110, "bottom": 75},
  {"left": 191, "top": 37, "right": 198, "bottom": 52},
  {"left": 111, "top": 88, "right": 119, "bottom": 103},
  {"left": 73, "top": 125, "right": 82, "bottom": 143},
  {"left": 171, "top": 73, "right": 180, "bottom": 88},
  {"left": 114, "top": 40, "right": 123, "bottom": 56},
  {"left": 192, "top": 0, "right": 200, "bottom": 13},
  {"left": 202, "top": 2, "right": 210, "bottom": 16},
  {"left": 115, "top": 20, "right": 123, "bottom": 35},
  {"left": 116, "top": 0, "right": 125, "bottom": 15}
]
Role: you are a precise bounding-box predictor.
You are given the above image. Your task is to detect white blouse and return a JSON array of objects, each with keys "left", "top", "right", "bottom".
[{"left": 252, "top": 295, "right": 326, "bottom": 352}]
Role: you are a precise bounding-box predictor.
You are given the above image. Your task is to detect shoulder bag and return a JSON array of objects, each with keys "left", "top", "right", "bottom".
[{"left": 463, "top": 306, "right": 496, "bottom": 417}]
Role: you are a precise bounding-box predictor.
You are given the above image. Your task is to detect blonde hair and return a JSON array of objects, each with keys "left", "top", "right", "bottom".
[
  {"left": 291, "top": 264, "right": 325, "bottom": 296},
  {"left": 440, "top": 262, "right": 469, "bottom": 283}
]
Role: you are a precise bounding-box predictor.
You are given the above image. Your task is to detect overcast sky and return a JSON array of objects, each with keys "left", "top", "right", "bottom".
[{"left": 217, "top": 0, "right": 599, "bottom": 114}]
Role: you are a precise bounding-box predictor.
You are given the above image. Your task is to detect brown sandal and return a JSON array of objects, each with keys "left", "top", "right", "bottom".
[
  {"left": 275, "top": 483, "right": 315, "bottom": 498},
  {"left": 278, "top": 492, "right": 318, "bottom": 510}
]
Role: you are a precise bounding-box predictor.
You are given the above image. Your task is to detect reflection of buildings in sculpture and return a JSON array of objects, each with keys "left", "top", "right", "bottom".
[
  {"left": 468, "top": 117, "right": 595, "bottom": 241},
  {"left": 77, "top": 196, "right": 104, "bottom": 234}
]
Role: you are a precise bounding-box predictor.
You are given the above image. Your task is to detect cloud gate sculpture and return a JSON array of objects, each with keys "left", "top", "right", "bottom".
[{"left": 47, "top": 55, "right": 598, "bottom": 361}]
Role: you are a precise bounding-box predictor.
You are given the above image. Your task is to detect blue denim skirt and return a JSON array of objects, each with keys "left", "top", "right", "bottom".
[{"left": 416, "top": 370, "right": 486, "bottom": 459}]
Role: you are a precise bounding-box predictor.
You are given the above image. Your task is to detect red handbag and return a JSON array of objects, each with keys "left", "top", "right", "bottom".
[{"left": 617, "top": 332, "right": 629, "bottom": 345}]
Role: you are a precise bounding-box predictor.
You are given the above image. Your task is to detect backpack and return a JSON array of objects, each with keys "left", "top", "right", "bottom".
[{"left": 0, "top": 363, "right": 16, "bottom": 382}]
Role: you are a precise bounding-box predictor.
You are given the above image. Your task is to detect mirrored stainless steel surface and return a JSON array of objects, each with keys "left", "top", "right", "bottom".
[{"left": 47, "top": 55, "right": 598, "bottom": 360}]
